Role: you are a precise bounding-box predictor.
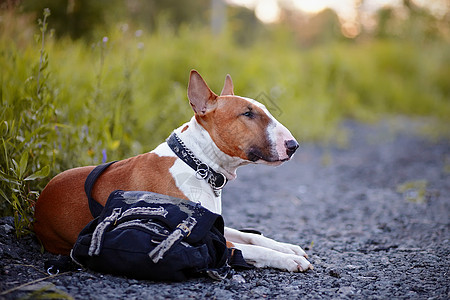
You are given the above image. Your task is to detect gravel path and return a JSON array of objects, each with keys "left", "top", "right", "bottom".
[{"left": 1, "top": 120, "right": 449, "bottom": 299}]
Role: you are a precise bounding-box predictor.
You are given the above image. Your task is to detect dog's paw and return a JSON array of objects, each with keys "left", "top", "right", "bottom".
[
  {"left": 278, "top": 242, "right": 308, "bottom": 258},
  {"left": 289, "top": 254, "right": 313, "bottom": 272},
  {"left": 264, "top": 253, "right": 313, "bottom": 272},
  {"left": 233, "top": 242, "right": 313, "bottom": 272},
  {"left": 247, "top": 234, "right": 308, "bottom": 257}
]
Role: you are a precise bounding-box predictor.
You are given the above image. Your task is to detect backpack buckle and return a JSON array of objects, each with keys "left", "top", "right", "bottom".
[
  {"left": 177, "top": 217, "right": 196, "bottom": 237},
  {"left": 149, "top": 217, "right": 198, "bottom": 263}
]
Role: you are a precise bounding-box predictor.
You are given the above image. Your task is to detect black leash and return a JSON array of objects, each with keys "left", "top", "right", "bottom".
[
  {"left": 84, "top": 161, "right": 117, "bottom": 217},
  {"left": 166, "top": 133, "right": 227, "bottom": 197}
]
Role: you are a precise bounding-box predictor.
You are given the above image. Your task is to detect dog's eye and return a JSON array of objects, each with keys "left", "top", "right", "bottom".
[{"left": 242, "top": 111, "right": 254, "bottom": 118}]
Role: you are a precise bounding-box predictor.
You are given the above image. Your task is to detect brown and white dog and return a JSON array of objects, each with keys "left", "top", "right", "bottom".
[{"left": 34, "top": 70, "right": 313, "bottom": 272}]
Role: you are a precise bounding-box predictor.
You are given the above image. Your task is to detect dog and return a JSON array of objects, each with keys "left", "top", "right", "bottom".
[{"left": 34, "top": 70, "right": 313, "bottom": 272}]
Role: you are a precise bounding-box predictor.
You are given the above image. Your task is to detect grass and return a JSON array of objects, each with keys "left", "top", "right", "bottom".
[
  {"left": 396, "top": 180, "right": 429, "bottom": 203},
  {"left": 1, "top": 9, "right": 449, "bottom": 235}
]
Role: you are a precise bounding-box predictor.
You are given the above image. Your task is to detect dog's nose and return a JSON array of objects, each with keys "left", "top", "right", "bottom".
[{"left": 285, "top": 139, "right": 299, "bottom": 158}]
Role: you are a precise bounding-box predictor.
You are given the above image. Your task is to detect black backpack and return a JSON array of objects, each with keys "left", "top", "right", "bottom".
[{"left": 69, "top": 162, "right": 239, "bottom": 281}]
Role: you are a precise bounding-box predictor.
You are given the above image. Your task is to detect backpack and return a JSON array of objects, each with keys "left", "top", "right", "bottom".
[{"left": 69, "top": 162, "right": 238, "bottom": 281}]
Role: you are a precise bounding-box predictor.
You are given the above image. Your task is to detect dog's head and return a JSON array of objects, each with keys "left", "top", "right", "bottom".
[{"left": 187, "top": 70, "right": 299, "bottom": 166}]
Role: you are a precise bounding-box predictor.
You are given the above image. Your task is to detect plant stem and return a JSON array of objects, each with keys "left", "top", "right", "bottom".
[{"left": 37, "top": 8, "right": 50, "bottom": 96}]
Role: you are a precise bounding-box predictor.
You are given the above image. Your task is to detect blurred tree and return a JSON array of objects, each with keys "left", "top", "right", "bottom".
[
  {"left": 21, "top": 0, "right": 113, "bottom": 39},
  {"left": 211, "top": 0, "right": 226, "bottom": 35},
  {"left": 376, "top": 7, "right": 396, "bottom": 38},
  {"left": 282, "top": 8, "right": 344, "bottom": 47},
  {"left": 18, "top": 0, "right": 222, "bottom": 39},
  {"left": 228, "top": 4, "right": 267, "bottom": 45},
  {"left": 0, "top": 1, "right": 35, "bottom": 46},
  {"left": 402, "top": 0, "right": 448, "bottom": 42},
  {"left": 306, "top": 8, "right": 342, "bottom": 44},
  {"left": 123, "top": 0, "right": 210, "bottom": 31},
  {"left": 375, "top": 0, "right": 449, "bottom": 42}
]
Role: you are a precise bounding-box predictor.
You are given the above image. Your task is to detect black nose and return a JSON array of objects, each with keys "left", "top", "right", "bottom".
[{"left": 285, "top": 139, "right": 299, "bottom": 157}]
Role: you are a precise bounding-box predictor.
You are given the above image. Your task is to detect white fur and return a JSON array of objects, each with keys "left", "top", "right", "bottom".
[{"left": 151, "top": 116, "right": 248, "bottom": 214}]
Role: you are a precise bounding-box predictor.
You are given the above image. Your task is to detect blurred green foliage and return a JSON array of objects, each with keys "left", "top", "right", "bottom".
[
  {"left": 21, "top": 0, "right": 110, "bottom": 40},
  {"left": 0, "top": 8, "right": 55, "bottom": 235},
  {"left": 0, "top": 2, "right": 449, "bottom": 234}
]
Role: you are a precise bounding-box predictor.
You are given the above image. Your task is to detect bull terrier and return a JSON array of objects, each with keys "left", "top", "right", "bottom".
[{"left": 34, "top": 70, "right": 312, "bottom": 272}]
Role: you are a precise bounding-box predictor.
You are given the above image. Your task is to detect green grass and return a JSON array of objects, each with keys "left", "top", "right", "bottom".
[{"left": 1, "top": 9, "right": 449, "bottom": 235}]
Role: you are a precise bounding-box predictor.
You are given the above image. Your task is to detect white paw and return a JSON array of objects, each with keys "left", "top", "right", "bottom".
[
  {"left": 248, "top": 235, "right": 308, "bottom": 258},
  {"left": 233, "top": 242, "right": 314, "bottom": 272},
  {"left": 285, "top": 254, "right": 313, "bottom": 272},
  {"left": 279, "top": 242, "right": 308, "bottom": 258},
  {"left": 255, "top": 253, "right": 313, "bottom": 272}
]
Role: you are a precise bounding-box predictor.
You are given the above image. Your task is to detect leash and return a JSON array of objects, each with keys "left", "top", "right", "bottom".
[
  {"left": 84, "top": 161, "right": 117, "bottom": 218},
  {"left": 167, "top": 133, "right": 227, "bottom": 197}
]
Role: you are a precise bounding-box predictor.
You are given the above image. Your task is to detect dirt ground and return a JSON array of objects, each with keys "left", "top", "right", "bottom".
[{"left": 1, "top": 119, "right": 449, "bottom": 299}]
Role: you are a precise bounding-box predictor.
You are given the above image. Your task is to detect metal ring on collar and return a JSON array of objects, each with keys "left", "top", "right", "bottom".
[
  {"left": 195, "top": 163, "right": 210, "bottom": 180},
  {"left": 212, "top": 172, "right": 227, "bottom": 190}
]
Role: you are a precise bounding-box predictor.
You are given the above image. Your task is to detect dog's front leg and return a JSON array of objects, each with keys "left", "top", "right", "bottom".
[
  {"left": 224, "top": 227, "right": 308, "bottom": 257},
  {"left": 232, "top": 242, "right": 312, "bottom": 272},
  {"left": 224, "top": 227, "right": 313, "bottom": 271}
]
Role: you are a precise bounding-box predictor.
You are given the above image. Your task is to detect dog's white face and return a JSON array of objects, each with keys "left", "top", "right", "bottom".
[{"left": 188, "top": 71, "right": 299, "bottom": 166}]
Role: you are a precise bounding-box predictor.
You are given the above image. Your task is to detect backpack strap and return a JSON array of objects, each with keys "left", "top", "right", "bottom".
[{"left": 84, "top": 161, "right": 117, "bottom": 218}]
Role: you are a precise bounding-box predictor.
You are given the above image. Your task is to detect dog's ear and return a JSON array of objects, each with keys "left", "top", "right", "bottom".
[
  {"left": 188, "top": 70, "right": 218, "bottom": 116},
  {"left": 220, "top": 74, "right": 234, "bottom": 96}
]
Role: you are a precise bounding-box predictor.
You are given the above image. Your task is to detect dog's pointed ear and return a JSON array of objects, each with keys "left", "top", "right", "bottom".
[
  {"left": 188, "top": 70, "right": 218, "bottom": 116},
  {"left": 220, "top": 74, "right": 234, "bottom": 96}
]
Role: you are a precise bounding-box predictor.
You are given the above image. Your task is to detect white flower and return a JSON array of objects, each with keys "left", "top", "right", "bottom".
[{"left": 120, "top": 23, "right": 129, "bottom": 32}]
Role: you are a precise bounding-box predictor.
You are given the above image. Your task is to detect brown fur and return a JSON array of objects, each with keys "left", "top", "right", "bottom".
[
  {"left": 34, "top": 153, "right": 185, "bottom": 255},
  {"left": 197, "top": 96, "right": 273, "bottom": 161},
  {"left": 189, "top": 71, "right": 274, "bottom": 162},
  {"left": 181, "top": 125, "right": 189, "bottom": 133}
]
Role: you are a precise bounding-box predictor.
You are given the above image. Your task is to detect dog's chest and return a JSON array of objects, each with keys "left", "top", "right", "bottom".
[{"left": 151, "top": 142, "right": 222, "bottom": 214}]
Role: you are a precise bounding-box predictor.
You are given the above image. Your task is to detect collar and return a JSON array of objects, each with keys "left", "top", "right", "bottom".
[{"left": 166, "top": 133, "right": 227, "bottom": 197}]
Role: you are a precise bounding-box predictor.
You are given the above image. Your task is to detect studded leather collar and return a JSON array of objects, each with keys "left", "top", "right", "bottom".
[{"left": 166, "top": 133, "right": 227, "bottom": 197}]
